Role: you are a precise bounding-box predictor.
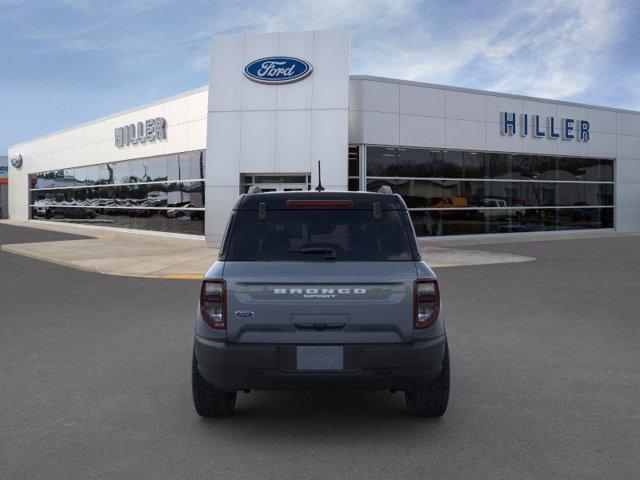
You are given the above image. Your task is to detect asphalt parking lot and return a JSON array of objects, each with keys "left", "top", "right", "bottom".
[{"left": 1, "top": 224, "right": 639, "bottom": 480}]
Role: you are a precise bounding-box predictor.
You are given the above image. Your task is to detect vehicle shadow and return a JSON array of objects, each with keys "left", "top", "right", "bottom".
[{"left": 196, "top": 390, "right": 449, "bottom": 442}]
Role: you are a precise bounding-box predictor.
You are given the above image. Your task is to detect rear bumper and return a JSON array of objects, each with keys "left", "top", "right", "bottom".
[{"left": 193, "top": 335, "right": 447, "bottom": 392}]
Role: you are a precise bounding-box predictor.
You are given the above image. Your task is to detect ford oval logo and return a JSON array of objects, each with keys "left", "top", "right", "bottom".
[
  {"left": 244, "top": 56, "right": 313, "bottom": 85},
  {"left": 234, "top": 310, "right": 254, "bottom": 318},
  {"left": 10, "top": 153, "right": 23, "bottom": 169}
]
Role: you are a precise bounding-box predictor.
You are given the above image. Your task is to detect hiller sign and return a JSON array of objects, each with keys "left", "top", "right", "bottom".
[
  {"left": 115, "top": 117, "right": 166, "bottom": 147},
  {"left": 500, "top": 112, "right": 590, "bottom": 142}
]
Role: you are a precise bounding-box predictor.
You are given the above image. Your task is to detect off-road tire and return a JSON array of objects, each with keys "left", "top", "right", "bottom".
[
  {"left": 405, "top": 342, "right": 450, "bottom": 417},
  {"left": 192, "top": 351, "right": 237, "bottom": 417}
]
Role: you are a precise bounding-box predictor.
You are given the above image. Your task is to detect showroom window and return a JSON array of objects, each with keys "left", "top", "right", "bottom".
[
  {"left": 348, "top": 146, "right": 614, "bottom": 236},
  {"left": 29, "top": 150, "right": 206, "bottom": 235}
]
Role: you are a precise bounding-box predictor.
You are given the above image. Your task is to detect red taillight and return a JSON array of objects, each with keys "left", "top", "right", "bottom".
[
  {"left": 200, "top": 280, "right": 226, "bottom": 329},
  {"left": 286, "top": 199, "right": 354, "bottom": 208},
  {"left": 414, "top": 280, "right": 440, "bottom": 329}
]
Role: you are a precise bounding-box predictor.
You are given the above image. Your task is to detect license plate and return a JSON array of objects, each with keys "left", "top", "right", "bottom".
[{"left": 296, "top": 346, "right": 343, "bottom": 371}]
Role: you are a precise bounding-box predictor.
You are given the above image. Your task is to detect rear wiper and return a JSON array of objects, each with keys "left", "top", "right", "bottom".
[{"left": 287, "top": 247, "right": 337, "bottom": 260}]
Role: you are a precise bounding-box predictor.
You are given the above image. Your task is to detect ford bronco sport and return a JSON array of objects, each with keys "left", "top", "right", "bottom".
[{"left": 192, "top": 188, "right": 450, "bottom": 417}]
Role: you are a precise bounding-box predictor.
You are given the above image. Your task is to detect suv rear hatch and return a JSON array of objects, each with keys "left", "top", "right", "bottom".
[
  {"left": 224, "top": 261, "right": 416, "bottom": 343},
  {"left": 220, "top": 194, "right": 419, "bottom": 344}
]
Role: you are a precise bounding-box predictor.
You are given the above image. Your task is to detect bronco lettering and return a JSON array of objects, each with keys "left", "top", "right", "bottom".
[{"left": 274, "top": 288, "right": 367, "bottom": 295}]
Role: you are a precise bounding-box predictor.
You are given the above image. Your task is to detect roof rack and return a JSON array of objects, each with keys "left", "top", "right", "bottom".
[
  {"left": 247, "top": 185, "right": 262, "bottom": 194},
  {"left": 377, "top": 185, "right": 393, "bottom": 195}
]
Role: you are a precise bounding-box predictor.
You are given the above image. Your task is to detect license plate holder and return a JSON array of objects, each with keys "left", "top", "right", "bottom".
[{"left": 296, "top": 346, "right": 344, "bottom": 371}]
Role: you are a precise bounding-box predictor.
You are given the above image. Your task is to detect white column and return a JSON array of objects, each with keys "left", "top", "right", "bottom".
[{"left": 205, "top": 30, "right": 350, "bottom": 247}]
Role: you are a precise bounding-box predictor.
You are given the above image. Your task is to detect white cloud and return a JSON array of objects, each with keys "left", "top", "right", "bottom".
[
  {"left": 483, "top": 0, "right": 624, "bottom": 98},
  {"left": 8, "top": 0, "right": 632, "bottom": 104},
  {"left": 345, "top": 0, "right": 625, "bottom": 101}
]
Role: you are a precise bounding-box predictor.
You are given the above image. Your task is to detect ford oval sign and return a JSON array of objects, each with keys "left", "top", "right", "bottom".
[
  {"left": 10, "top": 153, "right": 23, "bottom": 169},
  {"left": 244, "top": 56, "right": 313, "bottom": 85}
]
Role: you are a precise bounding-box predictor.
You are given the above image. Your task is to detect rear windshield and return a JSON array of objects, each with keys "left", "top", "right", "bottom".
[{"left": 225, "top": 210, "right": 415, "bottom": 261}]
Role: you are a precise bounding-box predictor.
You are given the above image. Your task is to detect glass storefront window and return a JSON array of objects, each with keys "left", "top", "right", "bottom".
[
  {"left": 148, "top": 155, "right": 168, "bottom": 182},
  {"left": 396, "top": 148, "right": 441, "bottom": 177},
  {"left": 29, "top": 150, "right": 206, "bottom": 232},
  {"left": 145, "top": 183, "right": 168, "bottom": 207},
  {"left": 512, "top": 155, "right": 557, "bottom": 180},
  {"left": 368, "top": 147, "right": 443, "bottom": 178},
  {"left": 99, "top": 163, "right": 112, "bottom": 185},
  {"left": 85, "top": 165, "right": 100, "bottom": 185},
  {"left": 34, "top": 171, "right": 55, "bottom": 189},
  {"left": 367, "top": 179, "right": 614, "bottom": 209},
  {"left": 409, "top": 207, "right": 613, "bottom": 237},
  {"left": 111, "top": 161, "right": 130, "bottom": 184},
  {"left": 366, "top": 146, "right": 396, "bottom": 176},
  {"left": 487, "top": 152, "right": 510, "bottom": 179},
  {"left": 188, "top": 181, "right": 205, "bottom": 208},
  {"left": 440, "top": 151, "right": 463, "bottom": 177},
  {"left": 364, "top": 146, "right": 615, "bottom": 237},
  {"left": 559, "top": 157, "right": 614, "bottom": 182},
  {"left": 129, "top": 159, "right": 148, "bottom": 183},
  {"left": 189, "top": 151, "right": 205, "bottom": 180},
  {"left": 463, "top": 152, "right": 487, "bottom": 178},
  {"left": 178, "top": 153, "right": 193, "bottom": 180},
  {"left": 74, "top": 167, "right": 87, "bottom": 187},
  {"left": 167, "top": 154, "right": 180, "bottom": 181},
  {"left": 53, "top": 170, "right": 65, "bottom": 187},
  {"left": 348, "top": 145, "right": 359, "bottom": 177},
  {"left": 164, "top": 152, "right": 206, "bottom": 181}
]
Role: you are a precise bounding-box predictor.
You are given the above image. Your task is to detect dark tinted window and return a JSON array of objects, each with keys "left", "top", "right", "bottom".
[
  {"left": 167, "top": 154, "right": 180, "bottom": 181},
  {"left": 348, "top": 145, "right": 359, "bottom": 177},
  {"left": 101, "top": 163, "right": 114, "bottom": 184},
  {"left": 190, "top": 151, "right": 205, "bottom": 180},
  {"left": 179, "top": 153, "right": 193, "bottom": 180},
  {"left": 74, "top": 167, "right": 87, "bottom": 187},
  {"left": 188, "top": 181, "right": 205, "bottom": 208},
  {"left": 129, "top": 159, "right": 148, "bottom": 182},
  {"left": 29, "top": 150, "right": 205, "bottom": 234},
  {"left": 53, "top": 170, "right": 66, "bottom": 187},
  {"left": 148, "top": 155, "right": 168, "bottom": 182},
  {"left": 487, "top": 152, "right": 510, "bottom": 178},
  {"left": 111, "top": 161, "right": 130, "bottom": 184},
  {"left": 34, "top": 171, "right": 55, "bottom": 189},
  {"left": 441, "top": 151, "right": 463, "bottom": 177},
  {"left": 463, "top": 152, "right": 487, "bottom": 178},
  {"left": 558, "top": 157, "right": 613, "bottom": 182},
  {"left": 226, "top": 210, "right": 414, "bottom": 261},
  {"left": 366, "top": 146, "right": 397, "bottom": 176}
]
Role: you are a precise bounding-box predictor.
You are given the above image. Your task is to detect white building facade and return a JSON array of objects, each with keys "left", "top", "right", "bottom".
[{"left": 7, "top": 29, "right": 640, "bottom": 246}]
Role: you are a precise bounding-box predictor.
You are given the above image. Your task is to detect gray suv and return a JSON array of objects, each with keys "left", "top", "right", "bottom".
[{"left": 192, "top": 189, "right": 450, "bottom": 417}]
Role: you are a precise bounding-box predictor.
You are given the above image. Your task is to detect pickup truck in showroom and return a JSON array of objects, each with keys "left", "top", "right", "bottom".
[{"left": 192, "top": 188, "right": 450, "bottom": 417}]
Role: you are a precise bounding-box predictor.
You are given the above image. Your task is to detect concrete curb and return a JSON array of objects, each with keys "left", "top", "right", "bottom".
[{"left": 0, "top": 218, "right": 205, "bottom": 242}]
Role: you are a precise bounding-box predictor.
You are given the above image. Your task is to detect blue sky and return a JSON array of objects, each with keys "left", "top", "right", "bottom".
[{"left": 2, "top": 0, "right": 639, "bottom": 153}]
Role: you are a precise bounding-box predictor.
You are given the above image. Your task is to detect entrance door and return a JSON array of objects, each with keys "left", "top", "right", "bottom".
[{"left": 241, "top": 174, "right": 310, "bottom": 193}]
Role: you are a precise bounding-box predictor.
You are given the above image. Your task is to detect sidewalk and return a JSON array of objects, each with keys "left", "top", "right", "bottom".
[
  {"left": 1, "top": 220, "right": 215, "bottom": 279},
  {"left": 0, "top": 219, "right": 538, "bottom": 279}
]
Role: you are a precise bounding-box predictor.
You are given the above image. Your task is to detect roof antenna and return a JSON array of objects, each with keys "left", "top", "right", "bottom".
[{"left": 315, "top": 161, "right": 325, "bottom": 192}]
